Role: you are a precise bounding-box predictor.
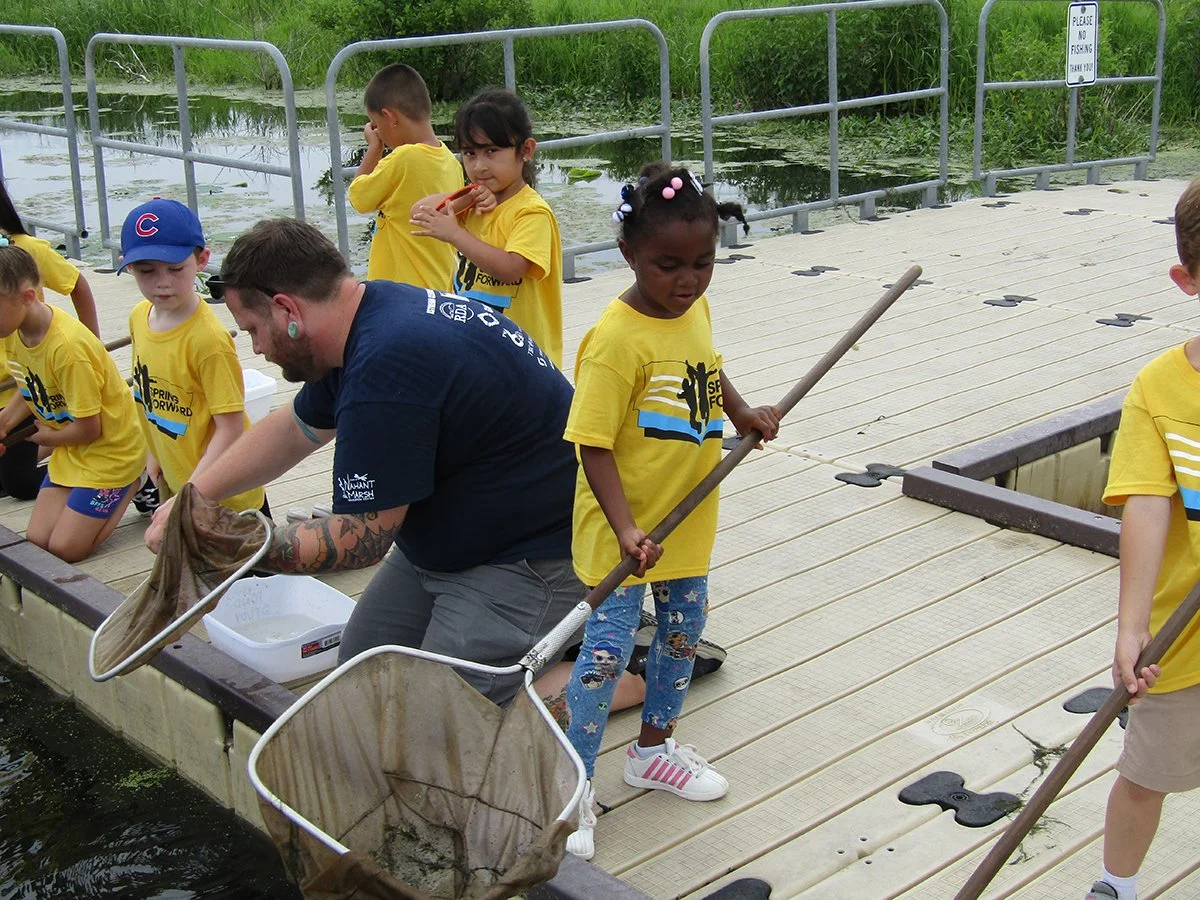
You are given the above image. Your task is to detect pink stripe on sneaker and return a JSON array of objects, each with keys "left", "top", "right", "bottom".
[
  {"left": 644, "top": 759, "right": 663, "bottom": 780},
  {"left": 677, "top": 772, "right": 692, "bottom": 789},
  {"left": 670, "top": 767, "right": 688, "bottom": 788}
]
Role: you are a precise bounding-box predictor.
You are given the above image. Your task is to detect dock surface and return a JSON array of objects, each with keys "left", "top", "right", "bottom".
[{"left": 24, "top": 177, "right": 1200, "bottom": 899}]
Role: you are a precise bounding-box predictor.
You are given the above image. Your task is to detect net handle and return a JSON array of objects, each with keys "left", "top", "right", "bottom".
[{"left": 521, "top": 265, "right": 922, "bottom": 671}]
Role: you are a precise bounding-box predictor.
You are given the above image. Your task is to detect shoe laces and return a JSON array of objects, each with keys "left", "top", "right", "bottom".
[
  {"left": 577, "top": 784, "right": 597, "bottom": 828},
  {"left": 667, "top": 742, "right": 710, "bottom": 775}
]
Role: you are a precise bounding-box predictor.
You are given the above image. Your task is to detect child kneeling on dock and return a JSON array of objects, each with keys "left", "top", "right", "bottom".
[
  {"left": 120, "top": 199, "right": 266, "bottom": 519},
  {"left": 0, "top": 245, "right": 144, "bottom": 562},
  {"left": 1086, "top": 175, "right": 1200, "bottom": 900}
]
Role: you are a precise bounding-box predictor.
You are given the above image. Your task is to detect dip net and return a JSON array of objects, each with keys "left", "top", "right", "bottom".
[{"left": 252, "top": 649, "right": 579, "bottom": 899}]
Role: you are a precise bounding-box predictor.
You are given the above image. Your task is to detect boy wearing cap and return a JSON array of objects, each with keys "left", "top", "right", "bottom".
[{"left": 120, "top": 199, "right": 265, "bottom": 515}]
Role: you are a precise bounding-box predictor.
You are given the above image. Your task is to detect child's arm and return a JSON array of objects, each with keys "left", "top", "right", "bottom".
[
  {"left": 30, "top": 414, "right": 100, "bottom": 447},
  {"left": 720, "top": 371, "right": 780, "bottom": 447},
  {"left": 1114, "top": 493, "right": 1169, "bottom": 700},
  {"left": 409, "top": 205, "right": 533, "bottom": 283},
  {"left": 70, "top": 273, "right": 101, "bottom": 338},
  {"left": 356, "top": 122, "right": 386, "bottom": 179},
  {"left": 191, "top": 411, "right": 244, "bottom": 479},
  {"left": 579, "top": 444, "right": 662, "bottom": 578}
]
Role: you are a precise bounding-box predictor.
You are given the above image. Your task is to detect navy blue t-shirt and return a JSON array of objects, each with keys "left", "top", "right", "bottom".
[{"left": 292, "top": 281, "right": 576, "bottom": 572}]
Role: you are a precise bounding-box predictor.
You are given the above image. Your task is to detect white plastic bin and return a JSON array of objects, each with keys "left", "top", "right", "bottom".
[
  {"left": 204, "top": 575, "right": 356, "bottom": 683},
  {"left": 242, "top": 368, "right": 277, "bottom": 423}
]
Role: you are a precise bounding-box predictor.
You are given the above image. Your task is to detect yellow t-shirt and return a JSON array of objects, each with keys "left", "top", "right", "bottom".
[
  {"left": 1, "top": 233, "right": 82, "bottom": 406},
  {"left": 5, "top": 305, "right": 144, "bottom": 489},
  {"left": 129, "top": 298, "right": 265, "bottom": 513},
  {"left": 1104, "top": 342, "right": 1200, "bottom": 693},
  {"left": 565, "top": 295, "right": 724, "bottom": 586},
  {"left": 452, "top": 184, "right": 563, "bottom": 368},
  {"left": 348, "top": 142, "right": 464, "bottom": 289}
]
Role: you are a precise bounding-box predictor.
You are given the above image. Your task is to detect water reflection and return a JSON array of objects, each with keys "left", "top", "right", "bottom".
[
  {"left": 0, "top": 83, "right": 956, "bottom": 274},
  {"left": 0, "top": 658, "right": 299, "bottom": 899}
]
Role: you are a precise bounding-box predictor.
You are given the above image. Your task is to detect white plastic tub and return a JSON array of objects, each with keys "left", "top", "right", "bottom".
[
  {"left": 204, "top": 575, "right": 355, "bottom": 683},
  {"left": 242, "top": 368, "right": 277, "bottom": 423}
]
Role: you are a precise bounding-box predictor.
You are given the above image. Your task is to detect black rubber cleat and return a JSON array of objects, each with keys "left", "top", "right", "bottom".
[
  {"left": 898, "top": 771, "right": 1021, "bottom": 827},
  {"left": 703, "top": 878, "right": 772, "bottom": 899}
]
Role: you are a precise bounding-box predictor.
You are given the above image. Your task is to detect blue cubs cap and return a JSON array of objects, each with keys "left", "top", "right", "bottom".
[{"left": 118, "top": 198, "right": 205, "bottom": 272}]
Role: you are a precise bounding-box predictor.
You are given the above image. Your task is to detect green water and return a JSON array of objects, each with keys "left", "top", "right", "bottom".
[{"left": 0, "top": 653, "right": 299, "bottom": 899}]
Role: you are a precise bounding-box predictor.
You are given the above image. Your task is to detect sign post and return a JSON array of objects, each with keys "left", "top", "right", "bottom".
[{"left": 1066, "top": 2, "right": 1099, "bottom": 86}]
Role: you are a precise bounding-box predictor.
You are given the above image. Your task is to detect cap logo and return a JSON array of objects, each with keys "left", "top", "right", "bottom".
[{"left": 135, "top": 213, "right": 160, "bottom": 237}]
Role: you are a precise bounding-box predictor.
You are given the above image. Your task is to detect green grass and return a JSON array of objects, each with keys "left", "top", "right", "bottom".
[{"left": 0, "top": 0, "right": 1195, "bottom": 165}]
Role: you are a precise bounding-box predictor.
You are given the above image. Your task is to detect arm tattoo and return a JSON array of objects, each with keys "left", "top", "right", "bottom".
[{"left": 264, "top": 509, "right": 405, "bottom": 574}]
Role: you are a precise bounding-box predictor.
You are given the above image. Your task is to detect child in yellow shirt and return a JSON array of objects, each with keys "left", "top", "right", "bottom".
[
  {"left": 0, "top": 179, "right": 101, "bottom": 500},
  {"left": 119, "top": 199, "right": 266, "bottom": 516},
  {"left": 348, "top": 64, "right": 466, "bottom": 289},
  {"left": 562, "top": 163, "right": 777, "bottom": 860},
  {"left": 0, "top": 245, "right": 144, "bottom": 562},
  {"left": 409, "top": 88, "right": 565, "bottom": 368}
]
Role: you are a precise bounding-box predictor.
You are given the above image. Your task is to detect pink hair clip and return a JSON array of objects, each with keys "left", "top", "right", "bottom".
[{"left": 661, "top": 176, "right": 684, "bottom": 200}]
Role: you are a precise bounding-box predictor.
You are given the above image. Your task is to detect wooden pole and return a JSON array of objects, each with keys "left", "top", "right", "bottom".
[
  {"left": 955, "top": 579, "right": 1200, "bottom": 899},
  {"left": 579, "top": 265, "right": 924, "bottom": 610}
]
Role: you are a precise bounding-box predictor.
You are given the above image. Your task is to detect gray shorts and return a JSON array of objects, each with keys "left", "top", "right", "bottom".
[{"left": 338, "top": 548, "right": 585, "bottom": 706}]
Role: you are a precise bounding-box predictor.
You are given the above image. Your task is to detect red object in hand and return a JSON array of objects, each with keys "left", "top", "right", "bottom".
[{"left": 436, "top": 184, "right": 479, "bottom": 213}]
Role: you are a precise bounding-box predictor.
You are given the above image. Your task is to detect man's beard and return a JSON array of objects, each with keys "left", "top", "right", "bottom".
[{"left": 271, "top": 333, "right": 323, "bottom": 383}]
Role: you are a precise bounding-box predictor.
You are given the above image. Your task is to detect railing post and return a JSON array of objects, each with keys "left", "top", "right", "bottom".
[
  {"left": 503, "top": 37, "right": 516, "bottom": 91},
  {"left": 827, "top": 9, "right": 840, "bottom": 204},
  {"left": 1066, "top": 85, "right": 1078, "bottom": 167},
  {"left": 174, "top": 45, "right": 199, "bottom": 214}
]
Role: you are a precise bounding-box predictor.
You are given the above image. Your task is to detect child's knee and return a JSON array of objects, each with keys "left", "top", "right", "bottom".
[
  {"left": 1114, "top": 774, "right": 1167, "bottom": 806},
  {"left": 46, "top": 533, "right": 92, "bottom": 564}
]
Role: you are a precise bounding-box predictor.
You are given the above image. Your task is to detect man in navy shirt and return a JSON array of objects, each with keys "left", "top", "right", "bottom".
[{"left": 145, "top": 218, "right": 581, "bottom": 704}]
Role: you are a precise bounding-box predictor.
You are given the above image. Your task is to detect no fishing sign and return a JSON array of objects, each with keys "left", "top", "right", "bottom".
[{"left": 1066, "top": 2, "right": 1098, "bottom": 86}]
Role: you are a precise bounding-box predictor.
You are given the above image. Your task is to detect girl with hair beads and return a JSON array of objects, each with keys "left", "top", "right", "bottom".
[
  {"left": 0, "top": 179, "right": 102, "bottom": 500},
  {"left": 563, "top": 163, "right": 780, "bottom": 859},
  {"left": 409, "top": 88, "right": 565, "bottom": 367},
  {"left": 0, "top": 245, "right": 143, "bottom": 562}
]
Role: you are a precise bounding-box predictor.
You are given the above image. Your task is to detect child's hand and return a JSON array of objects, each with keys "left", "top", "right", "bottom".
[
  {"left": 409, "top": 204, "right": 464, "bottom": 242},
  {"left": 28, "top": 423, "right": 55, "bottom": 446},
  {"left": 1113, "top": 629, "right": 1161, "bottom": 703},
  {"left": 729, "top": 405, "right": 781, "bottom": 449},
  {"left": 471, "top": 184, "right": 497, "bottom": 215},
  {"left": 145, "top": 495, "right": 177, "bottom": 554},
  {"left": 146, "top": 458, "right": 163, "bottom": 488},
  {"left": 617, "top": 526, "right": 662, "bottom": 578},
  {"left": 362, "top": 122, "right": 383, "bottom": 152}
]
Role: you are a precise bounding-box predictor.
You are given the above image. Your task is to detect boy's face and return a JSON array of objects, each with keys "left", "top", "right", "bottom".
[
  {"left": 0, "top": 285, "right": 36, "bottom": 339},
  {"left": 128, "top": 248, "right": 210, "bottom": 310}
]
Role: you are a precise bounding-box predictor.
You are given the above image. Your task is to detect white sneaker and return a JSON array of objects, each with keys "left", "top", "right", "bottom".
[
  {"left": 623, "top": 738, "right": 729, "bottom": 801},
  {"left": 565, "top": 780, "right": 597, "bottom": 860}
]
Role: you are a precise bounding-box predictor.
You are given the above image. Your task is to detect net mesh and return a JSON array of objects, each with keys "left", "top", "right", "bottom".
[{"left": 254, "top": 652, "right": 579, "bottom": 899}]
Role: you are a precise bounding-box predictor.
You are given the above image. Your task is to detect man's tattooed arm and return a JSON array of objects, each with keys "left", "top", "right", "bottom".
[{"left": 264, "top": 505, "right": 408, "bottom": 574}]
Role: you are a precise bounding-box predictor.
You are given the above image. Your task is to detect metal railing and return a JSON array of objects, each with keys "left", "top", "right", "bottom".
[
  {"left": 85, "top": 34, "right": 306, "bottom": 268},
  {"left": 700, "top": 1, "right": 949, "bottom": 244},
  {"left": 324, "top": 20, "right": 672, "bottom": 279},
  {"left": 0, "top": 25, "right": 87, "bottom": 258},
  {"left": 973, "top": 0, "right": 1165, "bottom": 194}
]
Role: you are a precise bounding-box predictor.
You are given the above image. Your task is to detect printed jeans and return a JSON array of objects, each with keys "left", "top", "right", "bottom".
[{"left": 564, "top": 576, "right": 708, "bottom": 777}]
